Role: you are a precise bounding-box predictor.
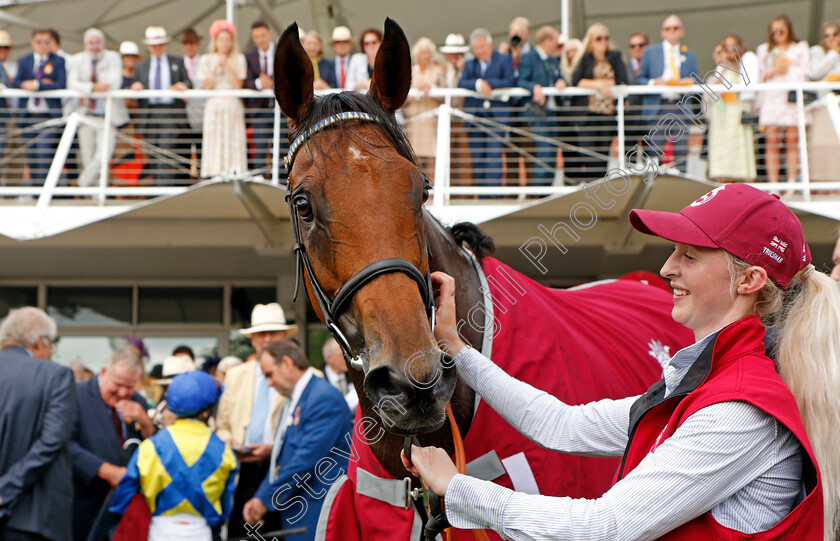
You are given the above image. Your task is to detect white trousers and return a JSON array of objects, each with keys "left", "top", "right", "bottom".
[
  {"left": 77, "top": 117, "right": 117, "bottom": 188},
  {"left": 148, "top": 513, "right": 212, "bottom": 541}
]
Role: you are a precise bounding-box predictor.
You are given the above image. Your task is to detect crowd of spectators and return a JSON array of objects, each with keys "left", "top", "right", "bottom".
[
  {"left": 0, "top": 302, "right": 359, "bottom": 540},
  {"left": 0, "top": 13, "right": 839, "bottom": 192}
]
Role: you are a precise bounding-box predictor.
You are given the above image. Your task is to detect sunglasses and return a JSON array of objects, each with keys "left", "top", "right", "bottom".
[
  {"left": 663, "top": 26, "right": 682, "bottom": 31},
  {"left": 33, "top": 39, "right": 50, "bottom": 45},
  {"left": 363, "top": 40, "right": 379, "bottom": 46},
  {"left": 629, "top": 42, "right": 646, "bottom": 48},
  {"left": 594, "top": 35, "right": 610, "bottom": 42},
  {"left": 825, "top": 32, "right": 839, "bottom": 38}
]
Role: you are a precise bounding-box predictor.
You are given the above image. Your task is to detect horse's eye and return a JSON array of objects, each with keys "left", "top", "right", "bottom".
[
  {"left": 294, "top": 196, "right": 313, "bottom": 220},
  {"left": 422, "top": 177, "right": 432, "bottom": 202}
]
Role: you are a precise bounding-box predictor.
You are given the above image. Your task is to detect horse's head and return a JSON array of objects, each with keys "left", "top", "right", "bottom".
[{"left": 274, "top": 19, "right": 456, "bottom": 435}]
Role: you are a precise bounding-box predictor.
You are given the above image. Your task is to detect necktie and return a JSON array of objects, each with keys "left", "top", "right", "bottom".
[
  {"left": 269, "top": 399, "right": 293, "bottom": 482},
  {"left": 151, "top": 58, "right": 162, "bottom": 105},
  {"left": 340, "top": 58, "right": 346, "bottom": 88},
  {"left": 543, "top": 58, "right": 556, "bottom": 85},
  {"left": 111, "top": 408, "right": 125, "bottom": 445},
  {"left": 480, "top": 61, "right": 487, "bottom": 78},
  {"left": 668, "top": 46, "right": 679, "bottom": 81},
  {"left": 89, "top": 58, "right": 97, "bottom": 111},
  {"left": 33, "top": 57, "right": 46, "bottom": 106},
  {"left": 186, "top": 57, "right": 195, "bottom": 80},
  {"left": 245, "top": 373, "right": 269, "bottom": 444},
  {"left": 262, "top": 53, "right": 267, "bottom": 76}
]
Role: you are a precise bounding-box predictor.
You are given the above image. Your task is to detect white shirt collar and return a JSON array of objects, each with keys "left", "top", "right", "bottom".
[
  {"left": 288, "top": 367, "right": 314, "bottom": 406},
  {"left": 535, "top": 46, "right": 549, "bottom": 60},
  {"left": 663, "top": 329, "right": 719, "bottom": 396},
  {"left": 259, "top": 42, "right": 275, "bottom": 58}
]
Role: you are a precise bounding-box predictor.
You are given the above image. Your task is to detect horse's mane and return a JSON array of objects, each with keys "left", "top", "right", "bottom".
[
  {"left": 447, "top": 222, "right": 495, "bottom": 262},
  {"left": 293, "top": 91, "right": 418, "bottom": 167}
]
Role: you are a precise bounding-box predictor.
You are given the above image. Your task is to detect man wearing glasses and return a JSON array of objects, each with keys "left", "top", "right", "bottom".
[
  {"left": 0, "top": 307, "right": 75, "bottom": 541},
  {"left": 637, "top": 15, "right": 699, "bottom": 172},
  {"left": 12, "top": 28, "right": 67, "bottom": 188}
]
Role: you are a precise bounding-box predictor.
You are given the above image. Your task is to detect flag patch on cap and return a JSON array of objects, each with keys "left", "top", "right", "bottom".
[{"left": 770, "top": 236, "right": 788, "bottom": 253}]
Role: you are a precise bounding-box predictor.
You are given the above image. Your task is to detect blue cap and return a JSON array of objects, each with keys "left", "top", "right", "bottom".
[{"left": 166, "top": 371, "right": 223, "bottom": 417}]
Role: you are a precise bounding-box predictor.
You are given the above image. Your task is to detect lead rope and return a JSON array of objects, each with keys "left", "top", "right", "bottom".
[{"left": 405, "top": 403, "right": 490, "bottom": 541}]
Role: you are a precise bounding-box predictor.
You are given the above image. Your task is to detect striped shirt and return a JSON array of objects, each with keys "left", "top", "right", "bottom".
[{"left": 445, "top": 344, "right": 803, "bottom": 541}]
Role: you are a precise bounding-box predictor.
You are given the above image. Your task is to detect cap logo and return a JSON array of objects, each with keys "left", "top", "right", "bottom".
[
  {"left": 690, "top": 186, "right": 726, "bottom": 207},
  {"left": 770, "top": 236, "right": 788, "bottom": 253},
  {"left": 763, "top": 246, "right": 784, "bottom": 263}
]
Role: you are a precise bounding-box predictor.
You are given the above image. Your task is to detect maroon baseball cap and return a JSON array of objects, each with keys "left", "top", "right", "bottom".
[{"left": 629, "top": 184, "right": 811, "bottom": 289}]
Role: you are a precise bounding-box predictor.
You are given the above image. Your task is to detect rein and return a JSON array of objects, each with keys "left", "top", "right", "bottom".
[
  {"left": 404, "top": 404, "right": 490, "bottom": 541},
  {"left": 284, "top": 111, "right": 436, "bottom": 371}
]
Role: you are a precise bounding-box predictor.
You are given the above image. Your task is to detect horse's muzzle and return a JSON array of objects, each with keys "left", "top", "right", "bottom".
[{"left": 363, "top": 352, "right": 457, "bottom": 435}]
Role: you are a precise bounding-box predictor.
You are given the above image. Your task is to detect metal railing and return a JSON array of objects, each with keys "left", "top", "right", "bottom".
[{"left": 0, "top": 81, "right": 838, "bottom": 207}]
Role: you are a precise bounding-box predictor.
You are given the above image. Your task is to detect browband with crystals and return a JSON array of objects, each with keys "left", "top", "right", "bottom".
[{"left": 284, "top": 111, "right": 382, "bottom": 170}]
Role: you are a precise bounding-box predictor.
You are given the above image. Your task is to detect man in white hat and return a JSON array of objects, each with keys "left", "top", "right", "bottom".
[
  {"left": 215, "top": 302, "right": 297, "bottom": 537},
  {"left": 68, "top": 28, "right": 130, "bottom": 189},
  {"left": 130, "top": 26, "right": 193, "bottom": 182},
  {"left": 329, "top": 26, "right": 354, "bottom": 90}
]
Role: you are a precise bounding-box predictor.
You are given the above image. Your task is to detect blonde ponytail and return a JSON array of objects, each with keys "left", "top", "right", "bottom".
[{"left": 776, "top": 265, "right": 840, "bottom": 539}]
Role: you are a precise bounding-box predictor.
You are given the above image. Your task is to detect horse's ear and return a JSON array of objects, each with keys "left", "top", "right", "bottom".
[
  {"left": 368, "top": 18, "right": 411, "bottom": 113},
  {"left": 273, "top": 22, "right": 314, "bottom": 126}
]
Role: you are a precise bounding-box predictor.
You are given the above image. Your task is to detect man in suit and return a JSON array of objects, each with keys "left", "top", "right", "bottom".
[
  {"left": 518, "top": 26, "right": 568, "bottom": 186},
  {"left": 244, "top": 20, "right": 279, "bottom": 176},
  {"left": 459, "top": 28, "right": 516, "bottom": 187},
  {"left": 12, "top": 28, "right": 66, "bottom": 186},
  {"left": 0, "top": 307, "right": 75, "bottom": 541},
  {"left": 130, "top": 26, "right": 192, "bottom": 183},
  {"left": 68, "top": 28, "right": 129, "bottom": 189},
  {"left": 70, "top": 346, "right": 154, "bottom": 541},
  {"left": 322, "top": 338, "right": 358, "bottom": 414},
  {"left": 216, "top": 302, "right": 297, "bottom": 537},
  {"left": 243, "top": 339, "right": 352, "bottom": 541},
  {"left": 637, "top": 15, "right": 699, "bottom": 171},
  {"left": 624, "top": 33, "right": 649, "bottom": 145}
]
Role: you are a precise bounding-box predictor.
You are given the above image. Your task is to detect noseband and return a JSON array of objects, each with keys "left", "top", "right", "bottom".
[{"left": 284, "top": 111, "right": 436, "bottom": 371}]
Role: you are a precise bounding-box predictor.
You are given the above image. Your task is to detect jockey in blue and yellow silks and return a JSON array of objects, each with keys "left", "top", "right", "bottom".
[{"left": 110, "top": 371, "right": 238, "bottom": 540}]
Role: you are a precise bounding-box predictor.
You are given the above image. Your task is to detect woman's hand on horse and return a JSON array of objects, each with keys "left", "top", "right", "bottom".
[
  {"left": 430, "top": 271, "right": 466, "bottom": 355},
  {"left": 400, "top": 445, "right": 458, "bottom": 497}
]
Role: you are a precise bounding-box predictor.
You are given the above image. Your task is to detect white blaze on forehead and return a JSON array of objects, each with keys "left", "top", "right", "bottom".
[{"left": 348, "top": 146, "right": 367, "bottom": 161}]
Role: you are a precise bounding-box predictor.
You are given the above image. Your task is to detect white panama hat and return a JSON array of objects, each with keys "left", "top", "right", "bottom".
[
  {"left": 119, "top": 41, "right": 140, "bottom": 55},
  {"left": 143, "top": 26, "right": 170, "bottom": 46},
  {"left": 330, "top": 26, "right": 353, "bottom": 43},
  {"left": 155, "top": 354, "right": 196, "bottom": 385},
  {"left": 239, "top": 303, "right": 298, "bottom": 336},
  {"left": 439, "top": 33, "right": 470, "bottom": 54}
]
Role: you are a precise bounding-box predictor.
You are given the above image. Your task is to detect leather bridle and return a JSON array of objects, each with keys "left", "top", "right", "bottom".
[{"left": 284, "top": 111, "right": 436, "bottom": 371}]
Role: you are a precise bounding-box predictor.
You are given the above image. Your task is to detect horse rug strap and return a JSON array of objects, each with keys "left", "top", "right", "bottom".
[{"left": 151, "top": 429, "right": 226, "bottom": 525}]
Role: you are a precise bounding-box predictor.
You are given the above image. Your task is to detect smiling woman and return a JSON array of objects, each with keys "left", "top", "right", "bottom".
[{"left": 408, "top": 184, "right": 840, "bottom": 540}]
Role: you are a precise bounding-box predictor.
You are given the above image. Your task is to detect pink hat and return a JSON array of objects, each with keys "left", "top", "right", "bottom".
[
  {"left": 209, "top": 19, "right": 236, "bottom": 40},
  {"left": 629, "top": 184, "right": 811, "bottom": 289}
]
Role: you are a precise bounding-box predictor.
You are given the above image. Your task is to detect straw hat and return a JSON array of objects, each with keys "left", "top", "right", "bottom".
[
  {"left": 557, "top": 33, "right": 568, "bottom": 46},
  {"left": 155, "top": 354, "right": 196, "bottom": 384},
  {"left": 0, "top": 30, "right": 13, "bottom": 48},
  {"left": 439, "top": 33, "right": 470, "bottom": 54},
  {"left": 119, "top": 41, "right": 140, "bottom": 55},
  {"left": 142, "top": 26, "right": 170, "bottom": 46},
  {"left": 239, "top": 303, "right": 298, "bottom": 336},
  {"left": 330, "top": 26, "right": 353, "bottom": 43}
]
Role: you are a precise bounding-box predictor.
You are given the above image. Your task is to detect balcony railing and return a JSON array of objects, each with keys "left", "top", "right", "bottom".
[{"left": 0, "top": 81, "right": 838, "bottom": 207}]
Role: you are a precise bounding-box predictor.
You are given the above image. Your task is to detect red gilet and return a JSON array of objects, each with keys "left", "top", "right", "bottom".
[{"left": 613, "top": 315, "right": 824, "bottom": 540}]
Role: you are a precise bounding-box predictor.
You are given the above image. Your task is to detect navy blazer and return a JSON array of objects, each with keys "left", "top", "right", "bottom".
[
  {"left": 133, "top": 54, "right": 191, "bottom": 113},
  {"left": 70, "top": 377, "right": 147, "bottom": 541},
  {"left": 244, "top": 46, "right": 274, "bottom": 115},
  {"left": 458, "top": 51, "right": 516, "bottom": 116},
  {"left": 0, "top": 346, "right": 75, "bottom": 541},
  {"left": 317, "top": 57, "right": 337, "bottom": 89},
  {"left": 255, "top": 374, "right": 353, "bottom": 541},
  {"left": 517, "top": 48, "right": 565, "bottom": 108},
  {"left": 12, "top": 52, "right": 66, "bottom": 114},
  {"left": 637, "top": 42, "right": 699, "bottom": 117}
]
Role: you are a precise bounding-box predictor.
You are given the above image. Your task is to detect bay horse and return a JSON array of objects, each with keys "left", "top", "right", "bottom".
[{"left": 273, "top": 19, "right": 694, "bottom": 540}]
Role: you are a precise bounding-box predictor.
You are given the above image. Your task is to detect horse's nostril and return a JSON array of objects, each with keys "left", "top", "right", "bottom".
[{"left": 364, "top": 365, "right": 410, "bottom": 404}]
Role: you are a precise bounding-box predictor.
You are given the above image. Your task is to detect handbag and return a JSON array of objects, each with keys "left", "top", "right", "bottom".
[
  {"left": 741, "top": 111, "right": 759, "bottom": 126},
  {"left": 787, "top": 90, "right": 818, "bottom": 105}
]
